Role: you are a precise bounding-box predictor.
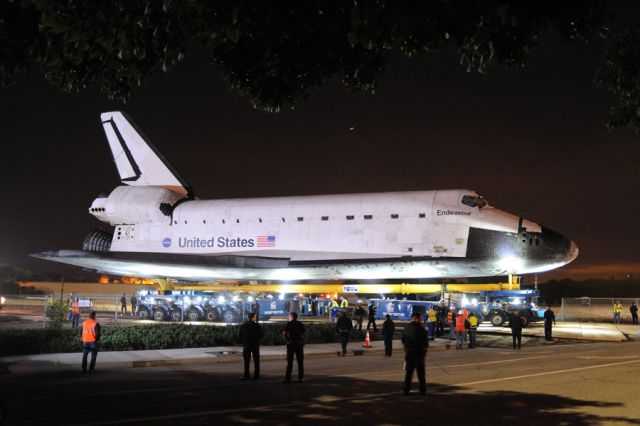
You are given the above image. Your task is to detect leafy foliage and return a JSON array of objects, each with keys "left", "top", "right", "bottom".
[
  {"left": 0, "top": 322, "right": 380, "bottom": 356},
  {"left": 45, "top": 299, "right": 68, "bottom": 329},
  {"left": 595, "top": 30, "right": 640, "bottom": 134},
  {"left": 0, "top": 1, "right": 610, "bottom": 113}
]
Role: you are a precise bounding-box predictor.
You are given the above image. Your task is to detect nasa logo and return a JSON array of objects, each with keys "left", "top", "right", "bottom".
[{"left": 162, "top": 237, "right": 172, "bottom": 248}]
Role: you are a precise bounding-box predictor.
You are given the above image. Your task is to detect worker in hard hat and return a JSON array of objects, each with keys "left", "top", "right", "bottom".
[
  {"left": 467, "top": 311, "right": 479, "bottom": 348},
  {"left": 426, "top": 306, "right": 437, "bottom": 341},
  {"left": 454, "top": 311, "right": 466, "bottom": 350}
]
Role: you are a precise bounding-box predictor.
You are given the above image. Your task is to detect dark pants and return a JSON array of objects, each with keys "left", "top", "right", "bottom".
[
  {"left": 367, "top": 318, "right": 377, "bottom": 332},
  {"left": 285, "top": 343, "right": 304, "bottom": 381},
  {"left": 436, "top": 321, "right": 444, "bottom": 337},
  {"left": 339, "top": 334, "right": 350, "bottom": 355},
  {"left": 71, "top": 314, "right": 80, "bottom": 328},
  {"left": 82, "top": 342, "right": 98, "bottom": 372},
  {"left": 403, "top": 350, "right": 426, "bottom": 394},
  {"left": 468, "top": 329, "right": 477, "bottom": 348},
  {"left": 544, "top": 321, "right": 553, "bottom": 340},
  {"left": 242, "top": 345, "right": 260, "bottom": 378},
  {"left": 131, "top": 304, "right": 137, "bottom": 317},
  {"left": 512, "top": 330, "right": 522, "bottom": 349},
  {"left": 384, "top": 335, "right": 393, "bottom": 356},
  {"left": 355, "top": 317, "right": 363, "bottom": 330},
  {"left": 121, "top": 305, "right": 126, "bottom": 316},
  {"left": 632, "top": 313, "right": 638, "bottom": 325}
]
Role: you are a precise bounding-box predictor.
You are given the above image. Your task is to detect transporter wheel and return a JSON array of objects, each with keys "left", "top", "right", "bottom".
[
  {"left": 205, "top": 308, "right": 221, "bottom": 322},
  {"left": 521, "top": 316, "right": 530, "bottom": 327},
  {"left": 186, "top": 309, "right": 201, "bottom": 321},
  {"left": 489, "top": 313, "right": 505, "bottom": 327},
  {"left": 138, "top": 308, "right": 150, "bottom": 320},
  {"left": 153, "top": 309, "right": 167, "bottom": 321},
  {"left": 170, "top": 310, "right": 182, "bottom": 321},
  {"left": 223, "top": 310, "right": 236, "bottom": 323}
]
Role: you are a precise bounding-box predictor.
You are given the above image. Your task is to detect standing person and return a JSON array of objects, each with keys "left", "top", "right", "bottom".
[
  {"left": 435, "top": 304, "right": 445, "bottom": 337},
  {"left": 454, "top": 312, "right": 466, "bottom": 350},
  {"left": 354, "top": 304, "right": 365, "bottom": 330},
  {"left": 238, "top": 312, "right": 264, "bottom": 380},
  {"left": 613, "top": 300, "right": 622, "bottom": 324},
  {"left": 120, "top": 294, "right": 127, "bottom": 317},
  {"left": 426, "top": 306, "right": 437, "bottom": 340},
  {"left": 336, "top": 311, "right": 353, "bottom": 356},
  {"left": 339, "top": 296, "right": 349, "bottom": 309},
  {"left": 401, "top": 312, "right": 428, "bottom": 396},
  {"left": 382, "top": 314, "right": 395, "bottom": 357},
  {"left": 467, "top": 311, "right": 479, "bottom": 348},
  {"left": 544, "top": 306, "right": 556, "bottom": 341},
  {"left": 282, "top": 312, "right": 305, "bottom": 383},
  {"left": 461, "top": 307, "right": 470, "bottom": 342},
  {"left": 130, "top": 294, "right": 137, "bottom": 318},
  {"left": 71, "top": 298, "right": 81, "bottom": 328},
  {"left": 630, "top": 302, "right": 639, "bottom": 325},
  {"left": 448, "top": 307, "right": 457, "bottom": 340},
  {"left": 81, "top": 311, "right": 101, "bottom": 373},
  {"left": 510, "top": 311, "right": 524, "bottom": 350},
  {"left": 367, "top": 304, "right": 377, "bottom": 332}
]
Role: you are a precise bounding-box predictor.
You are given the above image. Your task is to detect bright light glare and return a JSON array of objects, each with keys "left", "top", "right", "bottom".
[
  {"left": 232, "top": 295, "right": 239, "bottom": 302},
  {"left": 512, "top": 297, "right": 521, "bottom": 305},
  {"left": 247, "top": 296, "right": 254, "bottom": 302},
  {"left": 461, "top": 296, "right": 470, "bottom": 307},
  {"left": 149, "top": 298, "right": 155, "bottom": 303},
  {"left": 278, "top": 293, "right": 285, "bottom": 300},
  {"left": 471, "top": 298, "right": 478, "bottom": 306},
  {"left": 218, "top": 296, "right": 225, "bottom": 304},
  {"left": 183, "top": 296, "right": 191, "bottom": 304},
  {"left": 498, "top": 256, "right": 524, "bottom": 272},
  {"left": 0, "top": 296, "right": 5, "bottom": 304},
  {"left": 139, "top": 290, "right": 148, "bottom": 296},
  {"left": 196, "top": 296, "right": 202, "bottom": 302}
]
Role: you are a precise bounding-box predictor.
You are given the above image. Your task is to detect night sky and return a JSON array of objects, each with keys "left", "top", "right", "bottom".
[{"left": 1, "top": 4, "right": 639, "bottom": 281}]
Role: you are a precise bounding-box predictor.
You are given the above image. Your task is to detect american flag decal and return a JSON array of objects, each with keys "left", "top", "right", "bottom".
[{"left": 257, "top": 235, "right": 276, "bottom": 247}]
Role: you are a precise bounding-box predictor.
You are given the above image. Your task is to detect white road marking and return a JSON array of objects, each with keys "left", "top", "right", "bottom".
[{"left": 455, "top": 359, "right": 640, "bottom": 387}]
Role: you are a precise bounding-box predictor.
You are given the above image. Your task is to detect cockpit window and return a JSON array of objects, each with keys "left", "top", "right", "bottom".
[{"left": 461, "top": 194, "right": 487, "bottom": 209}]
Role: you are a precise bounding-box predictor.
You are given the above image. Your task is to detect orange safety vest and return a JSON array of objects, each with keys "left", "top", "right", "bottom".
[
  {"left": 82, "top": 319, "right": 97, "bottom": 343},
  {"left": 72, "top": 301, "right": 80, "bottom": 315},
  {"left": 447, "top": 311, "right": 453, "bottom": 323},
  {"left": 462, "top": 309, "right": 469, "bottom": 319},
  {"left": 455, "top": 315, "right": 466, "bottom": 332}
]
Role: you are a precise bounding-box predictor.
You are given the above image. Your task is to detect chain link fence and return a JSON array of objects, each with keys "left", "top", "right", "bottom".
[{"left": 560, "top": 297, "right": 639, "bottom": 322}]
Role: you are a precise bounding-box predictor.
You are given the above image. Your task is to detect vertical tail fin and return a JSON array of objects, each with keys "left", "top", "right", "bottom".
[{"left": 100, "top": 111, "right": 193, "bottom": 199}]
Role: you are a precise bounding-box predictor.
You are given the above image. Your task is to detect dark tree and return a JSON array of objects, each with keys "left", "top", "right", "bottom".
[{"left": 4, "top": 0, "right": 634, "bottom": 129}]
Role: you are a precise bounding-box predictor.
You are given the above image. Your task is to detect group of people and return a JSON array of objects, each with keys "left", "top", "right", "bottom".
[
  {"left": 613, "top": 301, "right": 638, "bottom": 324},
  {"left": 119, "top": 294, "right": 138, "bottom": 318}
]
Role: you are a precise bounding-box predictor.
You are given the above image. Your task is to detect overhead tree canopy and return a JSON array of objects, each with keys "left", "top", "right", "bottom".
[{"left": 1, "top": 0, "right": 637, "bottom": 132}]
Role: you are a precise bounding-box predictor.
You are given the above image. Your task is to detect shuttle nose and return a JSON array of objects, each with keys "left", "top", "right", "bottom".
[{"left": 567, "top": 240, "right": 579, "bottom": 263}]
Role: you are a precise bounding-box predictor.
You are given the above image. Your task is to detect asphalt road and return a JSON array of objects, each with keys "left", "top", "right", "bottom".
[{"left": 1, "top": 341, "right": 639, "bottom": 425}]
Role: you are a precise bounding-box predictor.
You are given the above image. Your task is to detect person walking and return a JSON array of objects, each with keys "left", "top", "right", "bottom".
[
  {"left": 81, "top": 311, "right": 101, "bottom": 373},
  {"left": 510, "top": 311, "right": 524, "bottom": 349},
  {"left": 130, "top": 295, "right": 138, "bottom": 318},
  {"left": 454, "top": 312, "right": 466, "bottom": 350},
  {"left": 382, "top": 314, "right": 395, "bottom": 357},
  {"left": 630, "top": 302, "right": 638, "bottom": 325},
  {"left": 544, "top": 306, "right": 556, "bottom": 341},
  {"left": 402, "top": 312, "right": 428, "bottom": 396},
  {"left": 613, "top": 300, "right": 622, "bottom": 324},
  {"left": 436, "top": 304, "right": 445, "bottom": 337},
  {"left": 282, "top": 312, "right": 305, "bottom": 383},
  {"left": 448, "top": 307, "right": 457, "bottom": 340},
  {"left": 336, "top": 310, "right": 353, "bottom": 356},
  {"left": 120, "top": 294, "right": 127, "bottom": 317},
  {"left": 426, "top": 306, "right": 437, "bottom": 340},
  {"left": 367, "top": 304, "right": 377, "bottom": 332},
  {"left": 354, "top": 304, "right": 365, "bottom": 330},
  {"left": 71, "top": 298, "right": 81, "bottom": 328},
  {"left": 467, "top": 311, "right": 478, "bottom": 348},
  {"left": 239, "top": 312, "right": 264, "bottom": 380}
]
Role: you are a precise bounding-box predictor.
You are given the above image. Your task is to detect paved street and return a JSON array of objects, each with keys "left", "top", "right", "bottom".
[{"left": 1, "top": 340, "right": 639, "bottom": 425}]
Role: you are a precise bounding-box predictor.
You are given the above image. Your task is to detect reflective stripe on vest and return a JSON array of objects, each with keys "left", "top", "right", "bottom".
[
  {"left": 455, "top": 315, "right": 466, "bottom": 331},
  {"left": 82, "top": 319, "right": 97, "bottom": 343},
  {"left": 468, "top": 316, "right": 478, "bottom": 328},
  {"left": 614, "top": 304, "right": 622, "bottom": 313},
  {"left": 427, "top": 310, "right": 437, "bottom": 322},
  {"left": 447, "top": 311, "right": 453, "bottom": 322}
]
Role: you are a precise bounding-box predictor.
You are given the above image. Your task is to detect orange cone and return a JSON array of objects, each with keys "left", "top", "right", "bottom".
[{"left": 363, "top": 330, "right": 372, "bottom": 348}]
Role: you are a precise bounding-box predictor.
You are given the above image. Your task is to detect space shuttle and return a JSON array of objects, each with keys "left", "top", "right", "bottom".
[{"left": 33, "top": 112, "right": 579, "bottom": 281}]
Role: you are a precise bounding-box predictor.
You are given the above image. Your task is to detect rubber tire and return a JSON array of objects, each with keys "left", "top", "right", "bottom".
[
  {"left": 187, "top": 309, "right": 200, "bottom": 321},
  {"left": 138, "top": 308, "right": 150, "bottom": 320},
  {"left": 490, "top": 313, "right": 505, "bottom": 327},
  {"left": 153, "top": 309, "right": 166, "bottom": 321},
  {"left": 171, "top": 310, "right": 182, "bottom": 321},
  {"left": 205, "top": 308, "right": 221, "bottom": 322},
  {"left": 521, "top": 316, "right": 530, "bottom": 327},
  {"left": 223, "top": 310, "right": 236, "bottom": 323}
]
